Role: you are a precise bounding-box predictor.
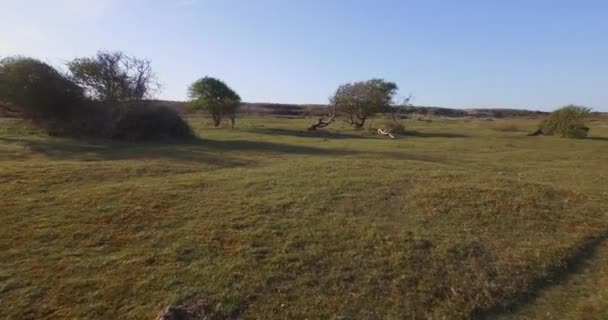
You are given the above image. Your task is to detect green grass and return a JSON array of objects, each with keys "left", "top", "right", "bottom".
[
  {"left": 1, "top": 116, "right": 607, "bottom": 319},
  {"left": 495, "top": 241, "right": 608, "bottom": 320}
]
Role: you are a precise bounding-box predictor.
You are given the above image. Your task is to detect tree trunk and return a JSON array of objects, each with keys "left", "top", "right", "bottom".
[
  {"left": 352, "top": 116, "right": 366, "bottom": 128},
  {"left": 212, "top": 114, "right": 222, "bottom": 127},
  {"left": 307, "top": 108, "right": 335, "bottom": 131}
]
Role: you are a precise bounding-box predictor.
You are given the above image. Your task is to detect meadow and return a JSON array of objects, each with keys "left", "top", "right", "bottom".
[{"left": 1, "top": 115, "right": 607, "bottom": 319}]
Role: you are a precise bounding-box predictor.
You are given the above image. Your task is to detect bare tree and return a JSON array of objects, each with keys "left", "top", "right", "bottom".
[
  {"left": 68, "top": 51, "right": 160, "bottom": 103},
  {"left": 124, "top": 55, "right": 157, "bottom": 101}
]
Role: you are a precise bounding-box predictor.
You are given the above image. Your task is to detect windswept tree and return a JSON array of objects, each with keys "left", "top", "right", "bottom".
[
  {"left": 331, "top": 79, "right": 398, "bottom": 128},
  {"left": 67, "top": 50, "right": 160, "bottom": 103},
  {"left": 188, "top": 77, "right": 241, "bottom": 127}
]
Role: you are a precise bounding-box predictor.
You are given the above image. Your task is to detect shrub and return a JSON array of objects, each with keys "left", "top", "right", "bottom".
[
  {"left": 383, "top": 120, "right": 406, "bottom": 134},
  {"left": 50, "top": 102, "right": 195, "bottom": 141},
  {"left": 0, "top": 56, "right": 84, "bottom": 131},
  {"left": 539, "top": 105, "right": 591, "bottom": 138},
  {"left": 110, "top": 104, "right": 195, "bottom": 141}
]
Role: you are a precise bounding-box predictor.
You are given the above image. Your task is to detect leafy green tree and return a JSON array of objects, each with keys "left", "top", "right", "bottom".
[
  {"left": 188, "top": 77, "right": 241, "bottom": 127},
  {"left": 68, "top": 51, "right": 160, "bottom": 103},
  {"left": 535, "top": 105, "right": 591, "bottom": 138},
  {"left": 330, "top": 79, "right": 398, "bottom": 128}
]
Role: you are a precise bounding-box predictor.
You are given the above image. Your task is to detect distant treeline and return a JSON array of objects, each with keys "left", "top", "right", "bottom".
[
  {"left": 401, "top": 106, "right": 548, "bottom": 118},
  {"left": 147, "top": 100, "right": 552, "bottom": 118}
]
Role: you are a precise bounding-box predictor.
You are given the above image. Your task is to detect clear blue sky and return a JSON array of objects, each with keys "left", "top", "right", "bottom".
[{"left": 1, "top": 0, "right": 607, "bottom": 111}]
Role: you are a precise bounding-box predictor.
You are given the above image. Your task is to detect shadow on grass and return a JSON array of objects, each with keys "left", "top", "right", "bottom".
[
  {"left": 247, "top": 127, "right": 377, "bottom": 139},
  {"left": 473, "top": 233, "right": 608, "bottom": 319},
  {"left": 0, "top": 136, "right": 360, "bottom": 167},
  {"left": 0, "top": 149, "right": 28, "bottom": 161},
  {"left": 588, "top": 137, "right": 608, "bottom": 142},
  {"left": 402, "top": 131, "right": 469, "bottom": 138},
  {"left": 248, "top": 128, "right": 470, "bottom": 139}
]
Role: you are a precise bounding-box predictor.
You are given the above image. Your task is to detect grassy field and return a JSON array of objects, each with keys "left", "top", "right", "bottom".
[{"left": 1, "top": 115, "right": 607, "bottom": 319}]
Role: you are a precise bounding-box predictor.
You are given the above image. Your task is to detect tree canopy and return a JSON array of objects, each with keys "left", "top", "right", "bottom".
[
  {"left": 188, "top": 77, "right": 241, "bottom": 127},
  {"left": 331, "top": 79, "right": 398, "bottom": 128}
]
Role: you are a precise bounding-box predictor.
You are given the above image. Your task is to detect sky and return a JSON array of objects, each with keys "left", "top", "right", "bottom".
[{"left": 1, "top": 0, "right": 607, "bottom": 111}]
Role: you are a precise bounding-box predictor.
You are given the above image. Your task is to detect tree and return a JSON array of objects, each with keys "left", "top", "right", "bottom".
[
  {"left": 188, "top": 77, "right": 241, "bottom": 127},
  {"left": 331, "top": 79, "right": 398, "bottom": 128},
  {"left": 0, "top": 56, "right": 84, "bottom": 124},
  {"left": 67, "top": 51, "right": 160, "bottom": 103},
  {"left": 530, "top": 105, "right": 591, "bottom": 138}
]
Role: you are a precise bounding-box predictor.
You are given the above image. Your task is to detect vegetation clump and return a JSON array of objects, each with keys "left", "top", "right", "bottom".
[
  {"left": 531, "top": 105, "right": 591, "bottom": 138},
  {"left": 382, "top": 120, "right": 406, "bottom": 134},
  {"left": 111, "top": 104, "right": 195, "bottom": 141},
  {"left": 0, "top": 53, "right": 193, "bottom": 141},
  {"left": 0, "top": 56, "right": 85, "bottom": 133}
]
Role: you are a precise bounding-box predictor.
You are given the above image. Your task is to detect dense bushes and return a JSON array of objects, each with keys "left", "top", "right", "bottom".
[
  {"left": 536, "top": 105, "right": 591, "bottom": 138},
  {"left": 111, "top": 104, "right": 195, "bottom": 140},
  {"left": 0, "top": 55, "right": 194, "bottom": 141},
  {"left": 0, "top": 57, "right": 85, "bottom": 132}
]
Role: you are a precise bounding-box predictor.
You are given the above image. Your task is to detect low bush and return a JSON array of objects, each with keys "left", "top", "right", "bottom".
[
  {"left": 38, "top": 101, "right": 195, "bottom": 141},
  {"left": 111, "top": 104, "right": 195, "bottom": 141},
  {"left": 539, "top": 105, "right": 590, "bottom": 138},
  {"left": 383, "top": 120, "right": 406, "bottom": 134}
]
